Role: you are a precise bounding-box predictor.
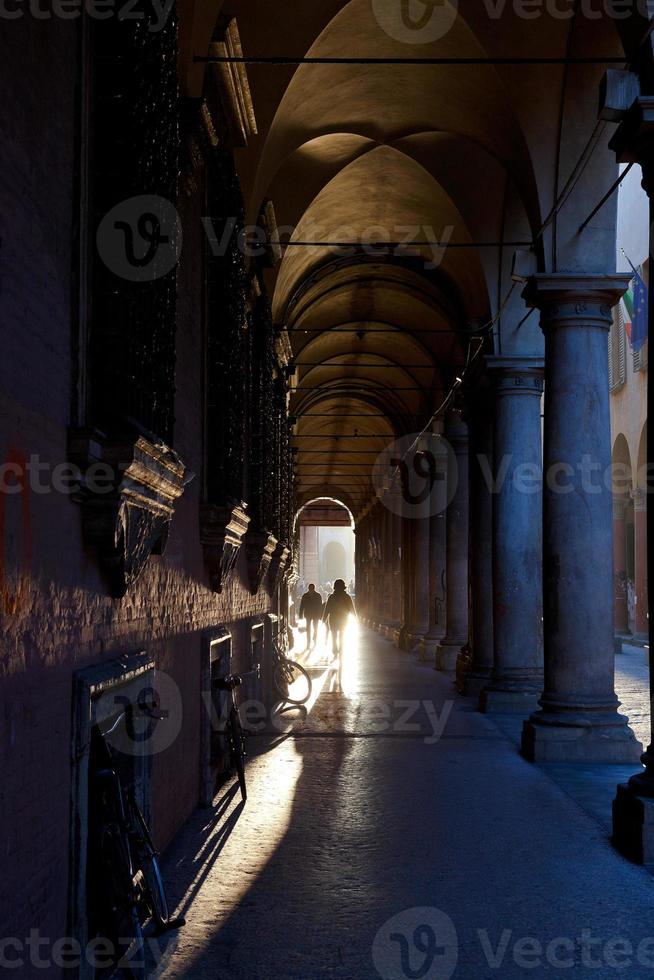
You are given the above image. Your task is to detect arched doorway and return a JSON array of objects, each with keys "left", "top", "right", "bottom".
[{"left": 295, "top": 499, "right": 355, "bottom": 604}]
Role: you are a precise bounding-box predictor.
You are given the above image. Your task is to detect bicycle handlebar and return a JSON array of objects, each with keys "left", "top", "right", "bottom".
[
  {"left": 214, "top": 673, "right": 243, "bottom": 692},
  {"left": 97, "top": 699, "right": 164, "bottom": 739}
]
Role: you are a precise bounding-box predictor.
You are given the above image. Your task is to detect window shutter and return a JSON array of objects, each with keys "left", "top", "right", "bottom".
[
  {"left": 618, "top": 306, "right": 626, "bottom": 384},
  {"left": 634, "top": 340, "right": 648, "bottom": 374},
  {"left": 608, "top": 321, "right": 614, "bottom": 388}
]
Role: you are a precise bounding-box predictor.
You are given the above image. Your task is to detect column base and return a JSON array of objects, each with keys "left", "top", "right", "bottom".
[
  {"left": 435, "top": 641, "right": 465, "bottom": 672},
  {"left": 387, "top": 626, "right": 402, "bottom": 646},
  {"left": 398, "top": 626, "right": 414, "bottom": 651},
  {"left": 455, "top": 650, "right": 471, "bottom": 693},
  {"left": 407, "top": 631, "right": 429, "bottom": 655},
  {"left": 381, "top": 621, "right": 399, "bottom": 641},
  {"left": 480, "top": 688, "right": 541, "bottom": 715},
  {"left": 521, "top": 712, "right": 643, "bottom": 763},
  {"left": 418, "top": 634, "right": 442, "bottom": 662},
  {"left": 463, "top": 671, "right": 492, "bottom": 698},
  {"left": 612, "top": 783, "right": 654, "bottom": 867}
]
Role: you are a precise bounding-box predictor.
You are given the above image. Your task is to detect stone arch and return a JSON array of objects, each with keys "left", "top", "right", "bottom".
[{"left": 636, "top": 421, "right": 648, "bottom": 491}]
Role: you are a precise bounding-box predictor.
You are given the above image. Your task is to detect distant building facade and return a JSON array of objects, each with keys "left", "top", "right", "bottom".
[{"left": 611, "top": 167, "right": 649, "bottom": 641}]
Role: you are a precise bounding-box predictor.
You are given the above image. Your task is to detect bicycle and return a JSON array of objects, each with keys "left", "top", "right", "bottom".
[
  {"left": 214, "top": 673, "right": 248, "bottom": 802},
  {"left": 88, "top": 703, "right": 185, "bottom": 979},
  {"left": 272, "top": 629, "right": 312, "bottom": 706}
]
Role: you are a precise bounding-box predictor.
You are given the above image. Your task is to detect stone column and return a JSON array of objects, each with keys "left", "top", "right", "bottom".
[
  {"left": 408, "top": 513, "right": 431, "bottom": 654},
  {"left": 480, "top": 357, "right": 544, "bottom": 713},
  {"left": 613, "top": 496, "right": 629, "bottom": 635},
  {"left": 355, "top": 517, "right": 369, "bottom": 620},
  {"left": 633, "top": 489, "right": 648, "bottom": 641},
  {"left": 416, "top": 435, "right": 448, "bottom": 660},
  {"left": 369, "top": 509, "right": 380, "bottom": 627},
  {"left": 368, "top": 508, "right": 379, "bottom": 628},
  {"left": 381, "top": 505, "right": 393, "bottom": 632},
  {"left": 520, "top": 275, "right": 641, "bottom": 762},
  {"left": 374, "top": 505, "right": 386, "bottom": 630},
  {"left": 399, "top": 516, "right": 413, "bottom": 648},
  {"left": 388, "top": 507, "right": 403, "bottom": 644},
  {"left": 460, "top": 387, "right": 495, "bottom": 697},
  {"left": 436, "top": 409, "right": 469, "bottom": 671}
]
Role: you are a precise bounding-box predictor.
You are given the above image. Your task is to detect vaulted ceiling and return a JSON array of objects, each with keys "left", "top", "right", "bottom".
[{"left": 183, "top": 0, "right": 641, "bottom": 517}]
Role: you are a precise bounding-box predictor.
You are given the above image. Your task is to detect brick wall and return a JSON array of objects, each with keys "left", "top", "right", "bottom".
[{"left": 0, "top": 20, "right": 276, "bottom": 973}]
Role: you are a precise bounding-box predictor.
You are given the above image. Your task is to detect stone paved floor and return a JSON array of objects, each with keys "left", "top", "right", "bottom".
[{"left": 152, "top": 629, "right": 654, "bottom": 980}]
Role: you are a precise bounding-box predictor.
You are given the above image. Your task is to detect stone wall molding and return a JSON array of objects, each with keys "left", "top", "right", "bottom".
[
  {"left": 70, "top": 430, "right": 187, "bottom": 599},
  {"left": 245, "top": 529, "right": 279, "bottom": 596},
  {"left": 199, "top": 501, "right": 251, "bottom": 594}
]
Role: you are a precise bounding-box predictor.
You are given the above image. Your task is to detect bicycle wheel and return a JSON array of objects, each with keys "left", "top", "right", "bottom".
[
  {"left": 274, "top": 660, "right": 312, "bottom": 706},
  {"left": 228, "top": 707, "right": 247, "bottom": 802},
  {"left": 96, "top": 825, "right": 145, "bottom": 979},
  {"left": 117, "top": 905, "right": 146, "bottom": 980},
  {"left": 130, "top": 803, "right": 169, "bottom": 931}
]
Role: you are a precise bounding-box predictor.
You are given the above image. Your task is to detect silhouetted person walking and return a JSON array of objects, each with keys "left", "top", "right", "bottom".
[
  {"left": 322, "top": 579, "right": 356, "bottom": 660},
  {"left": 299, "top": 583, "right": 323, "bottom": 649}
]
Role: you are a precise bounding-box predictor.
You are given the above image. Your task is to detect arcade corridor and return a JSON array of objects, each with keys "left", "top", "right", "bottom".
[
  {"left": 3, "top": 1, "right": 654, "bottom": 975},
  {"left": 154, "top": 629, "right": 654, "bottom": 980}
]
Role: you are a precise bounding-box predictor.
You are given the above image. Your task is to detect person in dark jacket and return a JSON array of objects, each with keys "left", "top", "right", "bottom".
[
  {"left": 299, "top": 583, "right": 323, "bottom": 649},
  {"left": 322, "top": 579, "right": 356, "bottom": 659}
]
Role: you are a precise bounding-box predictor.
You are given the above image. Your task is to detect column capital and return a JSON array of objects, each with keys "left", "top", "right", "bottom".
[
  {"left": 613, "top": 495, "right": 630, "bottom": 521},
  {"left": 609, "top": 96, "right": 654, "bottom": 194},
  {"left": 522, "top": 274, "right": 632, "bottom": 330},
  {"left": 632, "top": 488, "right": 648, "bottom": 513},
  {"left": 522, "top": 272, "right": 633, "bottom": 333},
  {"left": 485, "top": 356, "right": 544, "bottom": 396}
]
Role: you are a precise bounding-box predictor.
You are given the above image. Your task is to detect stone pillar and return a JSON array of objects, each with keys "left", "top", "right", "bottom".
[
  {"left": 369, "top": 506, "right": 383, "bottom": 629},
  {"left": 381, "top": 505, "right": 393, "bottom": 631},
  {"left": 355, "top": 517, "right": 369, "bottom": 619},
  {"left": 388, "top": 507, "right": 403, "bottom": 643},
  {"left": 613, "top": 496, "right": 629, "bottom": 635},
  {"left": 399, "top": 516, "right": 413, "bottom": 648},
  {"left": 460, "top": 388, "right": 495, "bottom": 698},
  {"left": 419, "top": 502, "right": 448, "bottom": 661},
  {"left": 436, "top": 409, "right": 469, "bottom": 671},
  {"left": 415, "top": 432, "right": 447, "bottom": 659},
  {"left": 633, "top": 489, "right": 648, "bottom": 641},
  {"left": 520, "top": 274, "right": 641, "bottom": 762},
  {"left": 408, "top": 513, "right": 431, "bottom": 653},
  {"left": 479, "top": 357, "right": 544, "bottom": 713}
]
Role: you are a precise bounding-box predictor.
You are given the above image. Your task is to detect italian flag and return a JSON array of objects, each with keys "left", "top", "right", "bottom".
[{"left": 621, "top": 282, "right": 634, "bottom": 344}]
